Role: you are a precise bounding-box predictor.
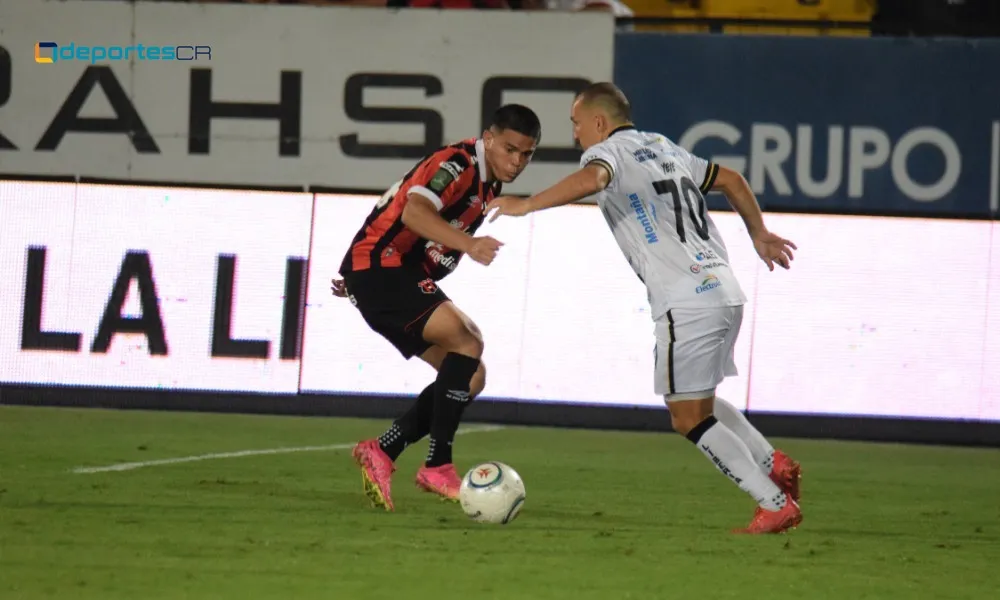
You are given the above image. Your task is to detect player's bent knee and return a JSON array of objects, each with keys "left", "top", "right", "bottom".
[
  {"left": 421, "top": 303, "right": 484, "bottom": 358},
  {"left": 461, "top": 321, "right": 485, "bottom": 356},
  {"left": 669, "top": 413, "right": 697, "bottom": 436},
  {"left": 450, "top": 331, "right": 484, "bottom": 359},
  {"left": 470, "top": 362, "right": 487, "bottom": 398},
  {"left": 465, "top": 319, "right": 484, "bottom": 344}
]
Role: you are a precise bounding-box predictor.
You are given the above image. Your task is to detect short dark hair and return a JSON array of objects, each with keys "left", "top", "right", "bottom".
[
  {"left": 576, "top": 82, "right": 631, "bottom": 123},
  {"left": 490, "top": 104, "right": 542, "bottom": 142}
]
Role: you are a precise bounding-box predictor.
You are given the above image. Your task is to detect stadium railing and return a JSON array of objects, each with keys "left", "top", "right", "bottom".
[{"left": 619, "top": 0, "right": 873, "bottom": 36}]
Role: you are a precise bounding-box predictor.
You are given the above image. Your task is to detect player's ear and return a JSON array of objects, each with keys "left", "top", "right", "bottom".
[
  {"left": 595, "top": 114, "right": 606, "bottom": 137},
  {"left": 482, "top": 128, "right": 494, "bottom": 149}
]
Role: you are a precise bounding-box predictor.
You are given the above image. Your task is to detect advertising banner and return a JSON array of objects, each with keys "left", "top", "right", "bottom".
[
  {"left": 1, "top": 183, "right": 998, "bottom": 421},
  {"left": 0, "top": 1, "right": 614, "bottom": 196},
  {"left": 0, "top": 181, "right": 311, "bottom": 393},
  {"left": 616, "top": 34, "right": 1000, "bottom": 218},
  {"left": 300, "top": 193, "right": 1000, "bottom": 422}
]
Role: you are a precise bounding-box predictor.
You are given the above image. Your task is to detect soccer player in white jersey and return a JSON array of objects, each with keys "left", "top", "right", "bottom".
[{"left": 487, "top": 82, "right": 803, "bottom": 534}]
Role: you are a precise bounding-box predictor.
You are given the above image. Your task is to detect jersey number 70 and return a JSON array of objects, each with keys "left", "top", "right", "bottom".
[{"left": 652, "top": 176, "right": 710, "bottom": 243}]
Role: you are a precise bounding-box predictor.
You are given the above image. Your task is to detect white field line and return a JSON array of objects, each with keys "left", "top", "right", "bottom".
[{"left": 71, "top": 424, "right": 506, "bottom": 474}]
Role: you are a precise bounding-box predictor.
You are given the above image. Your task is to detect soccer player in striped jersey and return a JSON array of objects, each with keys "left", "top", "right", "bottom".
[
  {"left": 487, "top": 83, "right": 803, "bottom": 534},
  {"left": 332, "top": 104, "right": 541, "bottom": 511}
]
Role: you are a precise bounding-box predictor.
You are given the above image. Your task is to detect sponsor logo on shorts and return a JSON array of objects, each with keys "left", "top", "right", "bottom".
[
  {"left": 417, "top": 278, "right": 438, "bottom": 294},
  {"left": 694, "top": 250, "right": 719, "bottom": 262},
  {"left": 695, "top": 274, "right": 722, "bottom": 294}
]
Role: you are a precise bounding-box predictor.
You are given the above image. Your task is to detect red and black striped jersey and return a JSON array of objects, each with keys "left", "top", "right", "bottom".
[{"left": 340, "top": 138, "right": 502, "bottom": 281}]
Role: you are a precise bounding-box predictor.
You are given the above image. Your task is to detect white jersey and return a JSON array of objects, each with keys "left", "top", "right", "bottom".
[{"left": 581, "top": 127, "right": 747, "bottom": 319}]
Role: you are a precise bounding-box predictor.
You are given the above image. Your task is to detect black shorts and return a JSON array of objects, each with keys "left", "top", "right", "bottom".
[{"left": 342, "top": 266, "right": 449, "bottom": 359}]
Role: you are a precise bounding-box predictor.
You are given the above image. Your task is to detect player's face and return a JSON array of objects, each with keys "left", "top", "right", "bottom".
[
  {"left": 483, "top": 128, "right": 537, "bottom": 183},
  {"left": 570, "top": 99, "right": 602, "bottom": 150}
]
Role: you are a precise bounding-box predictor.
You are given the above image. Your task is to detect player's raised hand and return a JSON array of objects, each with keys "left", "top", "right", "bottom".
[
  {"left": 331, "top": 278, "right": 348, "bottom": 298},
  {"left": 487, "top": 195, "right": 532, "bottom": 223},
  {"left": 752, "top": 230, "right": 797, "bottom": 271},
  {"left": 467, "top": 236, "right": 504, "bottom": 266}
]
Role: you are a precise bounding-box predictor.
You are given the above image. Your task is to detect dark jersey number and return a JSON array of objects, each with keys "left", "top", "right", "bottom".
[{"left": 652, "top": 176, "right": 710, "bottom": 243}]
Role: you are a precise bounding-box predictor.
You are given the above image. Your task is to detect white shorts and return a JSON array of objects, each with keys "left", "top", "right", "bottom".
[{"left": 653, "top": 305, "right": 743, "bottom": 396}]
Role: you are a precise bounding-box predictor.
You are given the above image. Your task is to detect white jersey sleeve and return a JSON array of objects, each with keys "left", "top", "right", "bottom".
[
  {"left": 668, "top": 139, "right": 721, "bottom": 196},
  {"left": 580, "top": 144, "right": 620, "bottom": 188}
]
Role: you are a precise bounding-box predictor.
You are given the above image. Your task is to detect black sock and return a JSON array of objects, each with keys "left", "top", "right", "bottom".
[
  {"left": 377, "top": 383, "right": 434, "bottom": 461},
  {"left": 426, "top": 353, "right": 480, "bottom": 467}
]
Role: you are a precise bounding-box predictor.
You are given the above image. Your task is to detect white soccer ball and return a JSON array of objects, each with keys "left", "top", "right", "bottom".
[{"left": 459, "top": 461, "right": 526, "bottom": 525}]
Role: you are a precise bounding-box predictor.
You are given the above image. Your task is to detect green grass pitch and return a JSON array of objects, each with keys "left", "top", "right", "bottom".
[{"left": 2, "top": 405, "right": 999, "bottom": 599}]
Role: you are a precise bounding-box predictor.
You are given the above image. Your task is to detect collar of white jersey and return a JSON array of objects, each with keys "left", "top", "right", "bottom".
[
  {"left": 475, "top": 138, "right": 488, "bottom": 181},
  {"left": 609, "top": 124, "right": 637, "bottom": 138}
]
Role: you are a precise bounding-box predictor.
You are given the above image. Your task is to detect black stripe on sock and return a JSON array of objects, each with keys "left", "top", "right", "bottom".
[
  {"left": 686, "top": 415, "right": 718, "bottom": 444},
  {"left": 444, "top": 352, "right": 481, "bottom": 376}
]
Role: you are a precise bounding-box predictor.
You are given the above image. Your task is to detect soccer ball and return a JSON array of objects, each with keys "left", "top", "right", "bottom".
[{"left": 459, "top": 461, "right": 526, "bottom": 525}]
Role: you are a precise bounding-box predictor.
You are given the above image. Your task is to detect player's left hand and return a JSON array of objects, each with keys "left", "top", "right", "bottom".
[
  {"left": 752, "top": 230, "right": 797, "bottom": 271},
  {"left": 486, "top": 195, "right": 532, "bottom": 223},
  {"left": 331, "top": 278, "right": 348, "bottom": 298}
]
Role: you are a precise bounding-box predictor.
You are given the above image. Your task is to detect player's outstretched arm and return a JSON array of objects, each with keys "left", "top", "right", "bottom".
[
  {"left": 712, "top": 166, "right": 797, "bottom": 271},
  {"left": 711, "top": 166, "right": 767, "bottom": 238},
  {"left": 487, "top": 163, "right": 611, "bottom": 222},
  {"left": 402, "top": 194, "right": 503, "bottom": 266}
]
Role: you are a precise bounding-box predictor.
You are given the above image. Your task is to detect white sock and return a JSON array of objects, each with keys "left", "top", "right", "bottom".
[
  {"left": 691, "top": 417, "right": 786, "bottom": 511},
  {"left": 714, "top": 397, "right": 775, "bottom": 472}
]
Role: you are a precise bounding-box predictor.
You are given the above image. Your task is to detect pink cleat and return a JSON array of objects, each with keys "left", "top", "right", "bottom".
[
  {"left": 352, "top": 439, "right": 396, "bottom": 511},
  {"left": 733, "top": 494, "right": 803, "bottom": 535},
  {"left": 770, "top": 450, "right": 802, "bottom": 502},
  {"left": 415, "top": 464, "right": 462, "bottom": 502}
]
